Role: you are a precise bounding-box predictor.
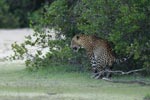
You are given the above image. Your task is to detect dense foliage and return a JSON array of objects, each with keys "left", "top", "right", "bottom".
[
  {"left": 11, "top": 0, "right": 150, "bottom": 73},
  {"left": 0, "top": 0, "right": 19, "bottom": 28},
  {"left": 0, "top": 0, "right": 54, "bottom": 28}
]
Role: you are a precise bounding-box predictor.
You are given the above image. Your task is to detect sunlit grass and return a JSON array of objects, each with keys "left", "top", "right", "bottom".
[{"left": 0, "top": 62, "right": 150, "bottom": 100}]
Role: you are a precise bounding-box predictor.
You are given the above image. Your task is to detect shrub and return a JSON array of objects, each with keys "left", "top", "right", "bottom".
[{"left": 11, "top": 0, "right": 150, "bottom": 73}]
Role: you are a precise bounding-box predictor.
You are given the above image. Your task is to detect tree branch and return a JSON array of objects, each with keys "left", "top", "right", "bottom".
[
  {"left": 100, "top": 68, "right": 150, "bottom": 85},
  {"left": 102, "top": 78, "right": 150, "bottom": 86},
  {"left": 104, "top": 68, "right": 145, "bottom": 75}
]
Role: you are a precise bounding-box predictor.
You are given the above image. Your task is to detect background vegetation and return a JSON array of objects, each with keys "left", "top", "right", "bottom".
[
  {"left": 1, "top": 0, "right": 149, "bottom": 74},
  {"left": 0, "top": 0, "right": 54, "bottom": 28}
]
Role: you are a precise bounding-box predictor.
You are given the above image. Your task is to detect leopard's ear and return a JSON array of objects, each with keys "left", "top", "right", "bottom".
[{"left": 76, "top": 35, "right": 80, "bottom": 40}]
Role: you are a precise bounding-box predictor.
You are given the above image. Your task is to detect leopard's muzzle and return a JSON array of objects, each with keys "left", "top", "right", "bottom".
[{"left": 72, "top": 46, "right": 80, "bottom": 52}]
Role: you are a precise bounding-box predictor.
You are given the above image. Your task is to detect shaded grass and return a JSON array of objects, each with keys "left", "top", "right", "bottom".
[{"left": 0, "top": 62, "right": 150, "bottom": 100}]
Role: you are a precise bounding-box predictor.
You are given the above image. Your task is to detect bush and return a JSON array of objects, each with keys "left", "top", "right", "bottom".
[
  {"left": 11, "top": 27, "right": 89, "bottom": 71},
  {"left": 12, "top": 0, "right": 150, "bottom": 73},
  {"left": 73, "top": 0, "right": 150, "bottom": 72}
]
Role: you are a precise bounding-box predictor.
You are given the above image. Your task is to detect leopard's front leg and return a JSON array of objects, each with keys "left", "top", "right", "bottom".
[{"left": 94, "top": 67, "right": 105, "bottom": 79}]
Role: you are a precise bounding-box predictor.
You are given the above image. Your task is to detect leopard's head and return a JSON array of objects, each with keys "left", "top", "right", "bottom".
[{"left": 71, "top": 34, "right": 84, "bottom": 52}]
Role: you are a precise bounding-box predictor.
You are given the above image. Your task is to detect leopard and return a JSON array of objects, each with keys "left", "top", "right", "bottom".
[{"left": 71, "top": 34, "right": 127, "bottom": 79}]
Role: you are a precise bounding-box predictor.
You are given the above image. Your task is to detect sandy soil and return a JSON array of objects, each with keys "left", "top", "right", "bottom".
[
  {"left": 0, "top": 28, "right": 56, "bottom": 60},
  {"left": 0, "top": 29, "right": 34, "bottom": 59}
]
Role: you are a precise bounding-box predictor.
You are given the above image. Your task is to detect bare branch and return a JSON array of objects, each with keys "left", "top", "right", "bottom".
[
  {"left": 102, "top": 78, "right": 150, "bottom": 86},
  {"left": 104, "top": 68, "right": 145, "bottom": 75}
]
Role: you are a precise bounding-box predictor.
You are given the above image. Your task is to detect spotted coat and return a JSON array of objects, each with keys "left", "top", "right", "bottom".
[{"left": 71, "top": 34, "right": 116, "bottom": 78}]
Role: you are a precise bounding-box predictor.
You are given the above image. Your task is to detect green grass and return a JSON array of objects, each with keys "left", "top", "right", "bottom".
[{"left": 0, "top": 62, "right": 150, "bottom": 100}]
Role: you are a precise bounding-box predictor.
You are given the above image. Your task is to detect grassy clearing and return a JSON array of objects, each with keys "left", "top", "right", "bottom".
[{"left": 0, "top": 62, "right": 150, "bottom": 100}]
